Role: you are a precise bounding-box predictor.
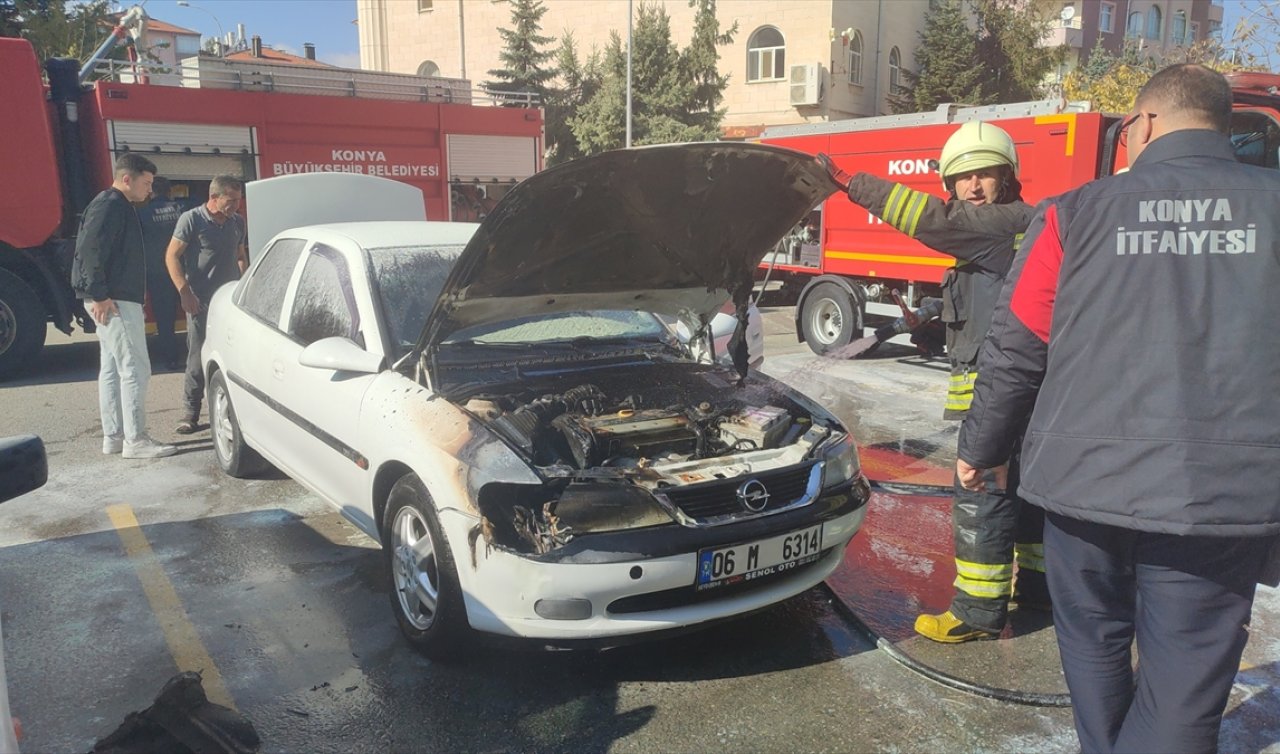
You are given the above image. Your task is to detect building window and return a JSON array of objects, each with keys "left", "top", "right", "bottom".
[
  {"left": 1099, "top": 2, "right": 1114, "bottom": 33},
  {"left": 747, "top": 26, "right": 785, "bottom": 82},
  {"left": 417, "top": 0, "right": 433, "bottom": 11},
  {"left": 1171, "top": 11, "right": 1187, "bottom": 46},
  {"left": 848, "top": 31, "right": 863, "bottom": 85},
  {"left": 889, "top": 46, "right": 902, "bottom": 94},
  {"left": 1146, "top": 5, "right": 1162, "bottom": 40},
  {"left": 175, "top": 34, "right": 201, "bottom": 56},
  {"left": 417, "top": 60, "right": 440, "bottom": 77},
  {"left": 1126, "top": 11, "right": 1142, "bottom": 38},
  {"left": 1190, "top": 21, "right": 1200, "bottom": 42}
]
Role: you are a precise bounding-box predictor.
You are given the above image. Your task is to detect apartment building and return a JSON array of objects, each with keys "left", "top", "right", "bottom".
[
  {"left": 357, "top": 0, "right": 934, "bottom": 138},
  {"left": 1040, "top": 0, "right": 1224, "bottom": 83}
]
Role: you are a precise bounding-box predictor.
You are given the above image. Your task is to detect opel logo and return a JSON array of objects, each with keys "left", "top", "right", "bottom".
[{"left": 737, "top": 479, "right": 770, "bottom": 512}]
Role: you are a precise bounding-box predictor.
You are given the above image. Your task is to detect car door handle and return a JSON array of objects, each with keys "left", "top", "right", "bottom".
[{"left": 272, "top": 361, "right": 284, "bottom": 379}]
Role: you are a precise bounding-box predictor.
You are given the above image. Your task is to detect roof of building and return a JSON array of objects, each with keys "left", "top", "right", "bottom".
[
  {"left": 225, "top": 46, "right": 332, "bottom": 68},
  {"left": 106, "top": 13, "right": 200, "bottom": 36}
]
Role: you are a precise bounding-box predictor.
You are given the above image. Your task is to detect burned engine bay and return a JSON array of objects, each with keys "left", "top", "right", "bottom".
[{"left": 459, "top": 368, "right": 842, "bottom": 555}]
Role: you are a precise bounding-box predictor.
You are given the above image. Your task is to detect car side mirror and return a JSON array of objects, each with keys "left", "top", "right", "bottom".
[
  {"left": 0, "top": 435, "right": 48, "bottom": 504},
  {"left": 298, "top": 336, "right": 384, "bottom": 374}
]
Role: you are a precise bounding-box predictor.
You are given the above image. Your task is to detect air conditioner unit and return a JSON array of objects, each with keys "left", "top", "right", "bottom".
[{"left": 789, "top": 63, "right": 821, "bottom": 107}]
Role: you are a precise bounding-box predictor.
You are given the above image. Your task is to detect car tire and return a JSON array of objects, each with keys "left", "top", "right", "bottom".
[
  {"left": 383, "top": 474, "right": 469, "bottom": 660},
  {"left": 800, "top": 282, "right": 860, "bottom": 355},
  {"left": 0, "top": 269, "right": 47, "bottom": 381},
  {"left": 207, "top": 369, "right": 269, "bottom": 478}
]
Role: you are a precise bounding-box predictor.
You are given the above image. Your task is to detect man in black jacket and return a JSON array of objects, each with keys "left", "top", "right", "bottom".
[
  {"left": 70, "top": 153, "right": 176, "bottom": 460},
  {"left": 844, "top": 121, "right": 1045, "bottom": 643},
  {"left": 959, "top": 64, "right": 1280, "bottom": 752}
]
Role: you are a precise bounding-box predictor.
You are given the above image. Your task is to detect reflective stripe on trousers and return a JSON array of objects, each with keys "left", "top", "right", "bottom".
[{"left": 945, "top": 370, "right": 977, "bottom": 413}]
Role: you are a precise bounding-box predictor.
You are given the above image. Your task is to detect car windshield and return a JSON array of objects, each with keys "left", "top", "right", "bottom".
[
  {"left": 444, "top": 310, "right": 668, "bottom": 346},
  {"left": 368, "top": 245, "right": 464, "bottom": 357}
]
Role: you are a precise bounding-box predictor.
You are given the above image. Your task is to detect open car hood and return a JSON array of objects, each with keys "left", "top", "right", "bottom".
[{"left": 415, "top": 142, "right": 838, "bottom": 357}]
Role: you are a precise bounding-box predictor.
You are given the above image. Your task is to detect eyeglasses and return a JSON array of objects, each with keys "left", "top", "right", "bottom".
[{"left": 1118, "top": 112, "right": 1156, "bottom": 148}]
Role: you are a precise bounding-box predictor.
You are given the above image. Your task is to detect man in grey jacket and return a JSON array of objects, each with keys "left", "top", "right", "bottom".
[
  {"left": 70, "top": 153, "right": 176, "bottom": 459},
  {"left": 958, "top": 64, "right": 1280, "bottom": 752}
]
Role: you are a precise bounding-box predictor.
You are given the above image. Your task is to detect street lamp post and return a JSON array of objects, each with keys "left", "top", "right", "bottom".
[
  {"left": 626, "top": 0, "right": 632, "bottom": 148},
  {"left": 176, "top": 1, "right": 226, "bottom": 54}
]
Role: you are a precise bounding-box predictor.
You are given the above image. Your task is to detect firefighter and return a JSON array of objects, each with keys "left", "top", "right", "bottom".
[
  {"left": 958, "top": 64, "right": 1280, "bottom": 751},
  {"left": 843, "top": 121, "right": 1046, "bottom": 642}
]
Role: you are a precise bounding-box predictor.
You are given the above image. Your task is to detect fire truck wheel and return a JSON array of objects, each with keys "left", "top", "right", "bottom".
[
  {"left": 801, "top": 282, "right": 859, "bottom": 355},
  {"left": 0, "top": 269, "right": 47, "bottom": 381},
  {"left": 208, "top": 369, "right": 270, "bottom": 478}
]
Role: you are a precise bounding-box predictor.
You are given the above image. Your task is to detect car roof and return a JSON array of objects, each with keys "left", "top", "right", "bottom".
[{"left": 275, "top": 220, "right": 480, "bottom": 252}]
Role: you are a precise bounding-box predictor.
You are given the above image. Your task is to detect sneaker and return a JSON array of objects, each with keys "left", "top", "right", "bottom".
[
  {"left": 103, "top": 435, "right": 124, "bottom": 455},
  {"left": 122, "top": 434, "right": 178, "bottom": 459},
  {"left": 914, "top": 610, "right": 1000, "bottom": 643}
]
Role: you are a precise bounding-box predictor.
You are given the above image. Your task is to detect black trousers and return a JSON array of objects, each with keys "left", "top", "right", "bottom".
[
  {"left": 1044, "top": 512, "right": 1274, "bottom": 754},
  {"left": 145, "top": 257, "right": 180, "bottom": 364}
]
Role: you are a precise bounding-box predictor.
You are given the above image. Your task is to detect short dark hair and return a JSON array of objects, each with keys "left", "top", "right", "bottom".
[
  {"left": 1135, "top": 64, "right": 1231, "bottom": 133},
  {"left": 114, "top": 152, "right": 157, "bottom": 179},
  {"left": 209, "top": 175, "right": 245, "bottom": 197}
]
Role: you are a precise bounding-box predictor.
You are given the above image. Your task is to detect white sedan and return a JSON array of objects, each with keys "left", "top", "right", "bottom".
[{"left": 203, "top": 143, "right": 870, "bottom": 656}]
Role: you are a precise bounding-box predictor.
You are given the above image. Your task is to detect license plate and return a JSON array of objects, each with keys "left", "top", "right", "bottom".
[{"left": 696, "top": 524, "right": 825, "bottom": 591}]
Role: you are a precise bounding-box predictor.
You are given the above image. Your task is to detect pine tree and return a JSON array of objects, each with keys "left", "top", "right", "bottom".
[
  {"left": 5, "top": 0, "right": 117, "bottom": 67},
  {"left": 485, "top": 0, "right": 557, "bottom": 107},
  {"left": 545, "top": 31, "right": 603, "bottom": 165},
  {"left": 569, "top": 0, "right": 737, "bottom": 153},
  {"left": 679, "top": 0, "right": 737, "bottom": 137},
  {"left": 971, "top": 0, "right": 1064, "bottom": 103},
  {"left": 892, "top": 0, "right": 983, "bottom": 113}
]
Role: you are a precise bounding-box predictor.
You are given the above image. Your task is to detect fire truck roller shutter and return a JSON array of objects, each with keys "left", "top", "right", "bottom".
[
  {"left": 795, "top": 275, "right": 865, "bottom": 356},
  {"left": 446, "top": 134, "right": 538, "bottom": 218},
  {"left": 108, "top": 121, "right": 257, "bottom": 182}
]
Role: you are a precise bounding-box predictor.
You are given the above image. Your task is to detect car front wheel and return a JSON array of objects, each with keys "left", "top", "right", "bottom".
[
  {"left": 208, "top": 369, "right": 269, "bottom": 478},
  {"left": 383, "top": 474, "right": 468, "bottom": 659}
]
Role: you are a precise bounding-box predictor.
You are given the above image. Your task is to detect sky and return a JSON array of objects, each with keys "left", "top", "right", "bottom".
[
  {"left": 147, "top": 0, "right": 1277, "bottom": 74},
  {"left": 154, "top": 0, "right": 360, "bottom": 68}
]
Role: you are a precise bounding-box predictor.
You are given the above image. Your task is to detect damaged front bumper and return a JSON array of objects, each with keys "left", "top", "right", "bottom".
[{"left": 440, "top": 476, "right": 870, "bottom": 640}]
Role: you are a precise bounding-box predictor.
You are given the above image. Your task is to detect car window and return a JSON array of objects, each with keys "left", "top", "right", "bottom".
[
  {"left": 238, "top": 238, "right": 306, "bottom": 327},
  {"left": 1230, "top": 111, "right": 1280, "bottom": 170},
  {"left": 367, "top": 245, "right": 463, "bottom": 356},
  {"left": 289, "top": 244, "right": 361, "bottom": 347},
  {"left": 445, "top": 310, "right": 667, "bottom": 345}
]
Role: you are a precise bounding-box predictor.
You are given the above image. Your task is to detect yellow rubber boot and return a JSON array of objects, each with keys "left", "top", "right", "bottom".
[{"left": 914, "top": 610, "right": 1000, "bottom": 643}]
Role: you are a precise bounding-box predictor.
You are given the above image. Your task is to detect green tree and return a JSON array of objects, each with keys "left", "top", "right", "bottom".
[
  {"left": 891, "top": 0, "right": 983, "bottom": 113},
  {"left": 484, "top": 0, "right": 558, "bottom": 107},
  {"left": 544, "top": 31, "right": 603, "bottom": 165},
  {"left": 679, "top": 0, "right": 737, "bottom": 136},
  {"left": 893, "top": 0, "right": 1063, "bottom": 112},
  {"left": 569, "top": 0, "right": 736, "bottom": 153},
  {"left": 971, "top": 0, "right": 1064, "bottom": 103},
  {"left": 3, "top": 0, "right": 116, "bottom": 66}
]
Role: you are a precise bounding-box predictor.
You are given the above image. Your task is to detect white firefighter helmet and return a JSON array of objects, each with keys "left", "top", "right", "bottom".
[{"left": 938, "top": 121, "right": 1019, "bottom": 189}]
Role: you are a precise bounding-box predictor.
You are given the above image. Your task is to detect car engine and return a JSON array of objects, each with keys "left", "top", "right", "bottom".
[{"left": 466, "top": 383, "right": 800, "bottom": 470}]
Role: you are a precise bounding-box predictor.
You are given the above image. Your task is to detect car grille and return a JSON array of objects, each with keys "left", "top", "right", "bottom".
[
  {"left": 606, "top": 548, "right": 833, "bottom": 614},
  {"left": 658, "top": 462, "right": 819, "bottom": 524}
]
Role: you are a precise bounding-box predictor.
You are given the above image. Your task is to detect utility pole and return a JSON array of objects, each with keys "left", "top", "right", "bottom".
[{"left": 626, "top": 0, "right": 633, "bottom": 148}]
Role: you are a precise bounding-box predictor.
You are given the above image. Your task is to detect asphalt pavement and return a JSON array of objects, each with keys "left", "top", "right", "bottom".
[{"left": 0, "top": 313, "right": 1276, "bottom": 753}]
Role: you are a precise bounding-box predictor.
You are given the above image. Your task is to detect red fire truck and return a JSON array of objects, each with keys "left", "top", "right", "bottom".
[
  {"left": 760, "top": 78, "right": 1280, "bottom": 355},
  {"left": 0, "top": 30, "right": 543, "bottom": 379}
]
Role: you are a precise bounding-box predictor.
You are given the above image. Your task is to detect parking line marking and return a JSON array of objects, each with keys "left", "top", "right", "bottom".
[{"left": 106, "top": 504, "right": 235, "bottom": 710}]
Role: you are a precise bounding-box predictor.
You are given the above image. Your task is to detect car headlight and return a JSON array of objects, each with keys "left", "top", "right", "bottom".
[
  {"left": 477, "top": 482, "right": 676, "bottom": 554},
  {"left": 820, "top": 432, "right": 860, "bottom": 487}
]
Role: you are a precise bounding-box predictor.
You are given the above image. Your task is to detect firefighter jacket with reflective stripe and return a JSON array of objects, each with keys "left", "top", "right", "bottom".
[
  {"left": 71, "top": 187, "right": 147, "bottom": 304},
  {"left": 846, "top": 174, "right": 1034, "bottom": 368},
  {"left": 959, "top": 130, "right": 1280, "bottom": 537}
]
